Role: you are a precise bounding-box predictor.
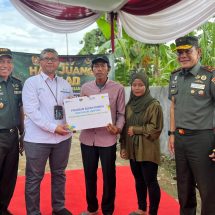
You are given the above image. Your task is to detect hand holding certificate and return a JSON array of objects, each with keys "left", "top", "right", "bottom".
[{"left": 64, "top": 93, "right": 112, "bottom": 131}]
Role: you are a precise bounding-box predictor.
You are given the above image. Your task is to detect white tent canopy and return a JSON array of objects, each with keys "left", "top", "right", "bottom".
[{"left": 10, "top": 0, "right": 215, "bottom": 44}]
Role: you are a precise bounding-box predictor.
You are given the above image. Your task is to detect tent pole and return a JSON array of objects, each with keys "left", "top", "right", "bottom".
[
  {"left": 66, "top": 33, "right": 69, "bottom": 56},
  {"left": 110, "top": 12, "right": 115, "bottom": 53}
]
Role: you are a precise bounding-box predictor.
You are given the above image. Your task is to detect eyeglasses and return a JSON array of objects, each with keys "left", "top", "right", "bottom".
[
  {"left": 41, "top": 57, "right": 58, "bottom": 62},
  {"left": 176, "top": 49, "right": 193, "bottom": 56}
]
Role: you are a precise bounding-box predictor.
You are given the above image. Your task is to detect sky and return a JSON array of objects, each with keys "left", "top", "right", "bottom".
[{"left": 0, "top": 0, "right": 97, "bottom": 55}]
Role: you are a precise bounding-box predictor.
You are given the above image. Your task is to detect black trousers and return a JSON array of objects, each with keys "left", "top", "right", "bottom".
[
  {"left": 174, "top": 129, "right": 215, "bottom": 215},
  {"left": 81, "top": 143, "right": 116, "bottom": 215},
  {"left": 130, "top": 160, "right": 160, "bottom": 215},
  {"left": 0, "top": 130, "right": 19, "bottom": 211}
]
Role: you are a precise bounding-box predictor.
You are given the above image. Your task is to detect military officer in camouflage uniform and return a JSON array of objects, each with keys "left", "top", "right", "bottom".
[
  {"left": 0, "top": 48, "right": 24, "bottom": 215},
  {"left": 168, "top": 36, "right": 215, "bottom": 215}
]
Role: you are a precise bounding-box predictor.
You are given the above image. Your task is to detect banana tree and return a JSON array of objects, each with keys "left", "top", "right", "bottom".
[{"left": 79, "top": 15, "right": 215, "bottom": 86}]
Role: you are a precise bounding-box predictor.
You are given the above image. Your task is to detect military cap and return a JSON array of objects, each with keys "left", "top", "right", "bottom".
[
  {"left": 92, "top": 56, "right": 110, "bottom": 67},
  {"left": 175, "top": 36, "right": 199, "bottom": 50},
  {"left": 0, "top": 48, "right": 12, "bottom": 58}
]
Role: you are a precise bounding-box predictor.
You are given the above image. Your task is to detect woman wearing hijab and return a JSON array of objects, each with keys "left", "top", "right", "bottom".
[{"left": 120, "top": 72, "right": 163, "bottom": 215}]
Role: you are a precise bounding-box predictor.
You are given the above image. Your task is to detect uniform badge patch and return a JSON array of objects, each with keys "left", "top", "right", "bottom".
[
  {"left": 0, "top": 102, "right": 4, "bottom": 109},
  {"left": 201, "top": 75, "right": 207, "bottom": 81},
  {"left": 198, "top": 90, "right": 204, "bottom": 96},
  {"left": 194, "top": 80, "right": 204, "bottom": 84},
  {"left": 190, "top": 83, "right": 205, "bottom": 89},
  {"left": 191, "top": 90, "right": 195, "bottom": 94}
]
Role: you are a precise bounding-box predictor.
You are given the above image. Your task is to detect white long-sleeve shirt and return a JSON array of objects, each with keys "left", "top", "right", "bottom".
[{"left": 22, "top": 72, "right": 73, "bottom": 143}]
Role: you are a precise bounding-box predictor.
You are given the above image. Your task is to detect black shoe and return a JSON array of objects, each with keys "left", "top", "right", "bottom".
[
  {"left": 1, "top": 209, "right": 13, "bottom": 215},
  {"left": 52, "top": 208, "right": 73, "bottom": 215},
  {"left": 103, "top": 212, "right": 112, "bottom": 215}
]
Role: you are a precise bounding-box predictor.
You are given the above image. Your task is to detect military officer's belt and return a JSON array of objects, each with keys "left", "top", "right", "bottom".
[
  {"left": 0, "top": 127, "right": 17, "bottom": 134},
  {"left": 176, "top": 128, "right": 213, "bottom": 135}
]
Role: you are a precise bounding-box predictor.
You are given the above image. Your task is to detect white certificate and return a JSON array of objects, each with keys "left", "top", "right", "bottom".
[{"left": 64, "top": 93, "right": 112, "bottom": 130}]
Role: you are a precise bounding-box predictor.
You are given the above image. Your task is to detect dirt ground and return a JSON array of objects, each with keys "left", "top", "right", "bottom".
[
  {"left": 18, "top": 132, "right": 200, "bottom": 214},
  {"left": 18, "top": 132, "right": 129, "bottom": 175}
]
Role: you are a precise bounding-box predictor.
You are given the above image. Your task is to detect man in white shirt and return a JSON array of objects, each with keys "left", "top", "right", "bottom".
[{"left": 22, "top": 49, "right": 73, "bottom": 215}]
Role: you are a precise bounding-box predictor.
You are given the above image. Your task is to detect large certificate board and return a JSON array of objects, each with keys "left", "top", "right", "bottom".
[{"left": 64, "top": 93, "right": 112, "bottom": 130}]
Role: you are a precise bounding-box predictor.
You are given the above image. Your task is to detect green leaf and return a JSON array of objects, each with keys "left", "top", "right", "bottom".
[{"left": 96, "top": 17, "right": 111, "bottom": 39}]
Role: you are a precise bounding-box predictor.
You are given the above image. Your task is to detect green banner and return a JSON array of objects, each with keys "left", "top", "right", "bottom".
[{"left": 12, "top": 52, "right": 115, "bottom": 95}]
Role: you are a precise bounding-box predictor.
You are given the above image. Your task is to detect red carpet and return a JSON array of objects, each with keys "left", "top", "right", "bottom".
[{"left": 10, "top": 166, "right": 179, "bottom": 215}]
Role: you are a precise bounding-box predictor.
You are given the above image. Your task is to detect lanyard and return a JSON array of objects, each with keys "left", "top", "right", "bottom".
[{"left": 41, "top": 74, "right": 58, "bottom": 105}]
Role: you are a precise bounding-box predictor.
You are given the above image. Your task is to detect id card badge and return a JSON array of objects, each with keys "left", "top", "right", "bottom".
[{"left": 54, "top": 105, "right": 64, "bottom": 120}]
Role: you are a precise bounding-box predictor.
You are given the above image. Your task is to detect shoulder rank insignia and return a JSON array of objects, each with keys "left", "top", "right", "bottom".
[
  {"left": 202, "top": 66, "right": 215, "bottom": 73},
  {"left": 171, "top": 68, "right": 181, "bottom": 74}
]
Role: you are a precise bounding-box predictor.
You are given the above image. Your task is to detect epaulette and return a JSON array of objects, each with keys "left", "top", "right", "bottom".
[
  {"left": 171, "top": 68, "right": 181, "bottom": 74},
  {"left": 11, "top": 76, "right": 22, "bottom": 82},
  {"left": 202, "top": 66, "right": 215, "bottom": 72}
]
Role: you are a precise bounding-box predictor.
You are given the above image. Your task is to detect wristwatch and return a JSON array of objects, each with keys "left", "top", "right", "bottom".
[{"left": 168, "top": 130, "right": 175, "bottom": 136}]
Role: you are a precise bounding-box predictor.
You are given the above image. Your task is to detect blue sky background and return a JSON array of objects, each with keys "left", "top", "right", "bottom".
[{"left": 0, "top": 0, "right": 96, "bottom": 54}]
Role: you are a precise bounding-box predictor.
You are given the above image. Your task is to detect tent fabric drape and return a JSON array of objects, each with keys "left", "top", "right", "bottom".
[
  {"left": 119, "top": 0, "right": 215, "bottom": 43},
  {"left": 10, "top": 0, "right": 215, "bottom": 44},
  {"left": 10, "top": 0, "right": 101, "bottom": 33},
  {"left": 41, "top": 0, "right": 129, "bottom": 12},
  {"left": 122, "top": 0, "right": 182, "bottom": 15},
  {"left": 19, "top": 0, "right": 97, "bottom": 20}
]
